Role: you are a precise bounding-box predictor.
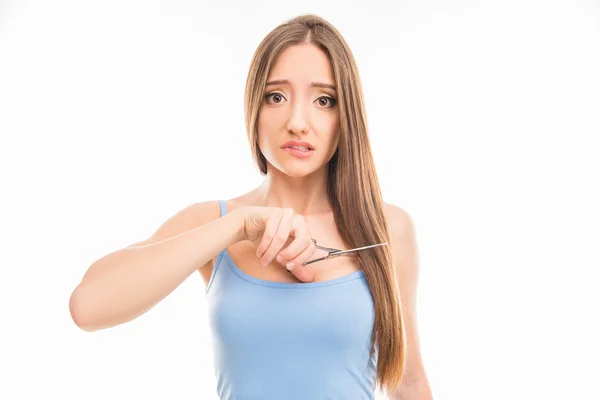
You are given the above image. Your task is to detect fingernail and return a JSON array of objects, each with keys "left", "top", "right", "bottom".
[
  {"left": 276, "top": 254, "right": 283, "bottom": 263},
  {"left": 261, "top": 258, "right": 268, "bottom": 266},
  {"left": 286, "top": 262, "right": 295, "bottom": 271}
]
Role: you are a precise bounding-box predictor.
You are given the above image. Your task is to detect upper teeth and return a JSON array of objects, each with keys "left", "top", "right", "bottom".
[{"left": 291, "top": 146, "right": 309, "bottom": 151}]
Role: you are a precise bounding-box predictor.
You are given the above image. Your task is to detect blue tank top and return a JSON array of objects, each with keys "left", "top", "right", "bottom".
[{"left": 205, "top": 200, "right": 378, "bottom": 399}]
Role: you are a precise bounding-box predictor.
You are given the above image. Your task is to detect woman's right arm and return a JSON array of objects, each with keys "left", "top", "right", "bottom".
[{"left": 69, "top": 201, "right": 245, "bottom": 332}]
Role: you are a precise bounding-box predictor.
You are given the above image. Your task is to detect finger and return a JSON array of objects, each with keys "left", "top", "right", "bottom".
[
  {"left": 290, "top": 257, "right": 315, "bottom": 282},
  {"left": 275, "top": 214, "right": 313, "bottom": 266},
  {"left": 275, "top": 235, "right": 310, "bottom": 268},
  {"left": 261, "top": 208, "right": 294, "bottom": 266},
  {"left": 283, "top": 237, "right": 317, "bottom": 271},
  {"left": 255, "top": 208, "right": 282, "bottom": 260}
]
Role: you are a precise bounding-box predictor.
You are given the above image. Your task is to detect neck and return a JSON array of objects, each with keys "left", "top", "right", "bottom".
[{"left": 251, "top": 164, "right": 332, "bottom": 216}]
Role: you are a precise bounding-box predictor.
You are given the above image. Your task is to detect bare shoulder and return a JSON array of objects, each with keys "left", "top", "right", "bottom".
[
  {"left": 383, "top": 202, "right": 420, "bottom": 277},
  {"left": 125, "top": 200, "right": 223, "bottom": 248},
  {"left": 383, "top": 202, "right": 416, "bottom": 237}
]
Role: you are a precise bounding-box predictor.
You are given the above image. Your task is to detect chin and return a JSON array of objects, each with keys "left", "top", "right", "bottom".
[
  {"left": 281, "top": 166, "right": 316, "bottom": 178},
  {"left": 285, "top": 171, "right": 314, "bottom": 178},
  {"left": 271, "top": 160, "right": 319, "bottom": 178}
]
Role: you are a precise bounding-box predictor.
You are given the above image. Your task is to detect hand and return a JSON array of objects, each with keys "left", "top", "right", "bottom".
[{"left": 240, "top": 206, "right": 317, "bottom": 282}]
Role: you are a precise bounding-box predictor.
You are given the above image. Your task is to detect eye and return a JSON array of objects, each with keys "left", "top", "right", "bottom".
[
  {"left": 265, "top": 92, "right": 286, "bottom": 104},
  {"left": 316, "top": 96, "right": 337, "bottom": 108}
]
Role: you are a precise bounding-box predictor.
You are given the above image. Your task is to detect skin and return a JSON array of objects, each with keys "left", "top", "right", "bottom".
[
  {"left": 69, "top": 44, "right": 430, "bottom": 398},
  {"left": 200, "top": 43, "right": 433, "bottom": 398}
]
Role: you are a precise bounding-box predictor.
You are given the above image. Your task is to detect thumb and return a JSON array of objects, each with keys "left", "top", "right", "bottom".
[{"left": 290, "top": 265, "right": 314, "bottom": 283}]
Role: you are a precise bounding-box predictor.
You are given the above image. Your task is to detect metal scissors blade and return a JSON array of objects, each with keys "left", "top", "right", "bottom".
[{"left": 302, "top": 239, "right": 388, "bottom": 266}]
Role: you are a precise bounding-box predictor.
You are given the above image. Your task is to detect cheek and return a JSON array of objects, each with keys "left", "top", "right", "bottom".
[
  {"left": 325, "top": 119, "right": 340, "bottom": 148},
  {"left": 258, "top": 106, "right": 275, "bottom": 127},
  {"left": 257, "top": 110, "right": 277, "bottom": 152}
]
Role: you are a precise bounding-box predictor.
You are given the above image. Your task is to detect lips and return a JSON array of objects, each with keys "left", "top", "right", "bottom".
[
  {"left": 282, "top": 146, "right": 314, "bottom": 158},
  {"left": 281, "top": 140, "right": 315, "bottom": 150}
]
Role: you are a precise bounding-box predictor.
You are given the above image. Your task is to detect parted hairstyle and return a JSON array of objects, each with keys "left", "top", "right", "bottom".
[{"left": 243, "top": 14, "right": 406, "bottom": 394}]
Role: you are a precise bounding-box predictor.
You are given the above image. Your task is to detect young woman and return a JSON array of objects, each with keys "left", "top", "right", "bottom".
[{"left": 69, "top": 14, "right": 432, "bottom": 400}]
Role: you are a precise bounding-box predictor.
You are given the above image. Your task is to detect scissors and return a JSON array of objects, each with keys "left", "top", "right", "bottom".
[{"left": 301, "top": 238, "right": 388, "bottom": 266}]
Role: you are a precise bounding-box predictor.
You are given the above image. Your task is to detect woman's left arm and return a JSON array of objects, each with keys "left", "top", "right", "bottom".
[{"left": 385, "top": 204, "right": 433, "bottom": 400}]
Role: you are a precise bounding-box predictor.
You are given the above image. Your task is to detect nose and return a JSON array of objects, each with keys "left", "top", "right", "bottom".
[{"left": 286, "top": 101, "right": 309, "bottom": 135}]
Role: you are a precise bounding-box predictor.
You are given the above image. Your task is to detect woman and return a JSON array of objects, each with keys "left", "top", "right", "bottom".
[{"left": 69, "top": 14, "right": 432, "bottom": 400}]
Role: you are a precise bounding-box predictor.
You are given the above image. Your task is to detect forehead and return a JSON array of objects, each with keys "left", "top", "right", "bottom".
[{"left": 268, "top": 44, "right": 334, "bottom": 84}]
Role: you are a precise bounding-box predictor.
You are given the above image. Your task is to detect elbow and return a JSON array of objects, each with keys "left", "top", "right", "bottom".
[{"left": 69, "top": 285, "right": 100, "bottom": 332}]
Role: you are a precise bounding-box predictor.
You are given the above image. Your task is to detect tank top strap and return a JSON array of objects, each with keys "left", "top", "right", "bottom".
[
  {"left": 218, "top": 200, "right": 228, "bottom": 217},
  {"left": 206, "top": 200, "right": 229, "bottom": 295}
]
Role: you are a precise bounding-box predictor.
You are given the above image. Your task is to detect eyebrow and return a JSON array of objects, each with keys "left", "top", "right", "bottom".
[{"left": 265, "top": 79, "right": 337, "bottom": 91}]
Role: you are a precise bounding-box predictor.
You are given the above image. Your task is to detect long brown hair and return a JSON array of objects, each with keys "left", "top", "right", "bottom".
[{"left": 243, "top": 14, "right": 406, "bottom": 394}]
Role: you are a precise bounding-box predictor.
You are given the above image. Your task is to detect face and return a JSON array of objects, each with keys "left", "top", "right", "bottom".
[{"left": 257, "top": 43, "right": 340, "bottom": 177}]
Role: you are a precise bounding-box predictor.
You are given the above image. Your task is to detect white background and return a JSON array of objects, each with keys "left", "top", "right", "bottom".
[{"left": 1, "top": 0, "right": 599, "bottom": 399}]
